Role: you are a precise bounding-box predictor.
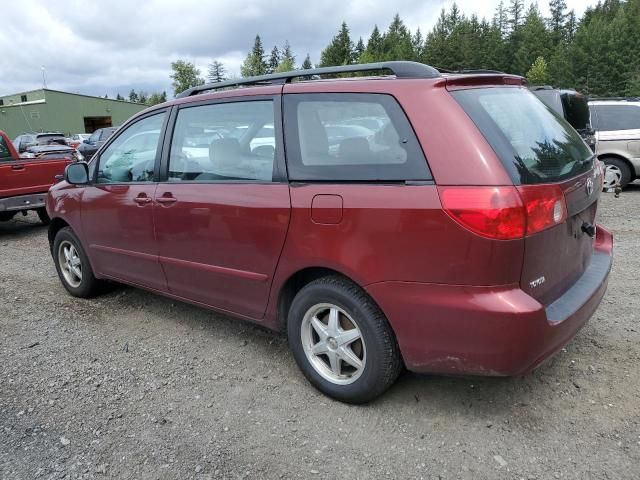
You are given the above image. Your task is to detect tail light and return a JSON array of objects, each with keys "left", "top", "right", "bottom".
[{"left": 438, "top": 185, "right": 567, "bottom": 240}]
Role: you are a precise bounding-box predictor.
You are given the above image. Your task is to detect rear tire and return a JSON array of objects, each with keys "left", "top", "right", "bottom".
[
  {"left": 52, "top": 227, "right": 102, "bottom": 298},
  {"left": 602, "top": 157, "right": 632, "bottom": 189},
  {"left": 36, "top": 207, "right": 50, "bottom": 225},
  {"left": 287, "top": 275, "right": 402, "bottom": 404}
]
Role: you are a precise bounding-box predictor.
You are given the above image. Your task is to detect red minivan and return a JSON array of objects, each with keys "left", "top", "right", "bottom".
[{"left": 47, "top": 62, "right": 613, "bottom": 403}]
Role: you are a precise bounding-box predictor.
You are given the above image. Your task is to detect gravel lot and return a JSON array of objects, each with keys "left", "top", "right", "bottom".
[{"left": 1, "top": 185, "right": 639, "bottom": 480}]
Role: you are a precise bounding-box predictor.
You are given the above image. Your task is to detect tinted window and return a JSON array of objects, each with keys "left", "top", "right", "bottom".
[
  {"left": 561, "top": 93, "right": 590, "bottom": 132},
  {"left": 168, "top": 100, "right": 276, "bottom": 182},
  {"left": 452, "top": 87, "right": 593, "bottom": 185},
  {"left": 96, "top": 113, "right": 165, "bottom": 184},
  {"left": 0, "top": 136, "right": 12, "bottom": 160},
  {"left": 283, "top": 93, "right": 430, "bottom": 181},
  {"left": 35, "top": 134, "right": 66, "bottom": 146},
  {"left": 592, "top": 105, "right": 640, "bottom": 131}
]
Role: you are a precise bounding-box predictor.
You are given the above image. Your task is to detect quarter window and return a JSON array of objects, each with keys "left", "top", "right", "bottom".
[
  {"left": 96, "top": 113, "right": 165, "bottom": 184},
  {"left": 283, "top": 93, "right": 431, "bottom": 181},
  {"left": 168, "top": 100, "right": 276, "bottom": 182}
]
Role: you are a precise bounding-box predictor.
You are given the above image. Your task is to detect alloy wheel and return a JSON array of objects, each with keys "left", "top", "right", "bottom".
[
  {"left": 58, "top": 240, "right": 82, "bottom": 288},
  {"left": 300, "top": 303, "right": 366, "bottom": 385},
  {"left": 603, "top": 164, "right": 622, "bottom": 189}
]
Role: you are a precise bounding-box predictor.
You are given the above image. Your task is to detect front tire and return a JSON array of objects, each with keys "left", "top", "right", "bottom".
[
  {"left": 287, "top": 276, "right": 402, "bottom": 404},
  {"left": 52, "top": 227, "right": 102, "bottom": 297}
]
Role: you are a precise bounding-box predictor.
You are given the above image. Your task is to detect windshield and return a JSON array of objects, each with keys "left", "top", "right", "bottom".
[{"left": 452, "top": 87, "right": 593, "bottom": 184}]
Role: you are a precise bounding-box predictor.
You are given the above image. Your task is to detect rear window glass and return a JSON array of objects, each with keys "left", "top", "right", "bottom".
[
  {"left": 283, "top": 93, "right": 431, "bottom": 182},
  {"left": 591, "top": 104, "right": 640, "bottom": 131},
  {"left": 36, "top": 134, "right": 66, "bottom": 146},
  {"left": 452, "top": 87, "right": 593, "bottom": 185}
]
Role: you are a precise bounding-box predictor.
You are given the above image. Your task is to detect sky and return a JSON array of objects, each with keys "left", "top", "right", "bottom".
[{"left": 0, "top": 0, "right": 597, "bottom": 99}]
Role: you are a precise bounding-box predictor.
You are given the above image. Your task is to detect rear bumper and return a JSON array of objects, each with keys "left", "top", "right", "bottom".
[
  {"left": 0, "top": 193, "right": 47, "bottom": 212},
  {"left": 366, "top": 225, "right": 614, "bottom": 376}
]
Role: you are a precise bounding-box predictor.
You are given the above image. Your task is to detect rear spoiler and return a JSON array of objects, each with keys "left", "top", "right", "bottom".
[{"left": 444, "top": 74, "right": 527, "bottom": 91}]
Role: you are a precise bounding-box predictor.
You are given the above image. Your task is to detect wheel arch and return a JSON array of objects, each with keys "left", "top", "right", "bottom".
[
  {"left": 48, "top": 217, "right": 70, "bottom": 252},
  {"left": 276, "top": 266, "right": 365, "bottom": 331}
]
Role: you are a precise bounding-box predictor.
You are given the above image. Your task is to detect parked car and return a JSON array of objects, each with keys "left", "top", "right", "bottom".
[
  {"left": 589, "top": 98, "right": 640, "bottom": 189},
  {"left": 530, "top": 86, "right": 595, "bottom": 150},
  {"left": 0, "top": 130, "right": 73, "bottom": 224},
  {"left": 77, "top": 127, "right": 117, "bottom": 161},
  {"left": 68, "top": 133, "right": 90, "bottom": 149},
  {"left": 47, "top": 62, "right": 613, "bottom": 403},
  {"left": 12, "top": 132, "right": 68, "bottom": 154}
]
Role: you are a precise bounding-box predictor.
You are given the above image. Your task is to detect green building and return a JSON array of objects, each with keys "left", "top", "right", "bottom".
[{"left": 0, "top": 89, "right": 147, "bottom": 139}]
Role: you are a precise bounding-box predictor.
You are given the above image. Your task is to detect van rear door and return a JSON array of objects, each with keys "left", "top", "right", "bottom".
[{"left": 451, "top": 86, "right": 601, "bottom": 305}]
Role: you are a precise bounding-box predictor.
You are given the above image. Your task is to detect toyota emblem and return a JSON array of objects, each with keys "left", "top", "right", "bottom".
[{"left": 586, "top": 177, "right": 594, "bottom": 196}]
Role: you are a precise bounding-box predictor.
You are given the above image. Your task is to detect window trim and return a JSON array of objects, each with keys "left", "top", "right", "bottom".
[
  {"left": 90, "top": 108, "right": 170, "bottom": 185},
  {"left": 158, "top": 95, "right": 287, "bottom": 184},
  {"left": 282, "top": 92, "right": 432, "bottom": 183}
]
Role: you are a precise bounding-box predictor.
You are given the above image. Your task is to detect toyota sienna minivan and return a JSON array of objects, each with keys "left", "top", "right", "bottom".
[{"left": 47, "top": 62, "right": 613, "bottom": 403}]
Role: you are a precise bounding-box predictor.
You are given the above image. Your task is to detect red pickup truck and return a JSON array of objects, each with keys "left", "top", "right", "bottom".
[{"left": 0, "top": 130, "right": 73, "bottom": 224}]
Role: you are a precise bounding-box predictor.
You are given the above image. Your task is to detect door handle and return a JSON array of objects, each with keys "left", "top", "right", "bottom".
[
  {"left": 134, "top": 195, "right": 152, "bottom": 205},
  {"left": 11, "top": 165, "right": 25, "bottom": 171},
  {"left": 156, "top": 194, "right": 177, "bottom": 205}
]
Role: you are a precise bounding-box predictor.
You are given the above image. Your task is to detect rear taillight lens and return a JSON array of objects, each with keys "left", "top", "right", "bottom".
[
  {"left": 516, "top": 184, "right": 567, "bottom": 235},
  {"left": 438, "top": 185, "right": 567, "bottom": 240},
  {"left": 438, "top": 186, "right": 526, "bottom": 240}
]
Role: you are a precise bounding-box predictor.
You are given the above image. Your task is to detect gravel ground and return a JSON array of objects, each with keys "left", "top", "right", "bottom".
[{"left": 1, "top": 185, "right": 639, "bottom": 480}]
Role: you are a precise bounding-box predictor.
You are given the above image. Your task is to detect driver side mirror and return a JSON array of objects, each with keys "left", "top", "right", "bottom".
[{"left": 65, "top": 162, "right": 89, "bottom": 185}]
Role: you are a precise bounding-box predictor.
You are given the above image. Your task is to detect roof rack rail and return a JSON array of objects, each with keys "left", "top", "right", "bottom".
[{"left": 177, "top": 61, "right": 441, "bottom": 98}]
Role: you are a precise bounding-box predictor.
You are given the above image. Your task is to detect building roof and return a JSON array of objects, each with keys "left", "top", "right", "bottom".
[{"left": 0, "top": 88, "right": 135, "bottom": 105}]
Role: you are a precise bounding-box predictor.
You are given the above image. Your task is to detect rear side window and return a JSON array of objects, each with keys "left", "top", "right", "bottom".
[
  {"left": 591, "top": 105, "right": 640, "bottom": 131},
  {"left": 452, "top": 87, "right": 593, "bottom": 185},
  {"left": 283, "top": 93, "right": 431, "bottom": 181},
  {"left": 168, "top": 100, "right": 276, "bottom": 182}
]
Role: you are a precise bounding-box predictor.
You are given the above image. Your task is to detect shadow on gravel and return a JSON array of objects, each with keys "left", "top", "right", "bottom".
[{"left": 0, "top": 216, "right": 47, "bottom": 240}]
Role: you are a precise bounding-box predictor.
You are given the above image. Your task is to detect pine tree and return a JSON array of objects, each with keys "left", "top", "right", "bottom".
[
  {"left": 267, "top": 46, "right": 280, "bottom": 74},
  {"left": 513, "top": 4, "right": 552, "bottom": 76},
  {"left": 116, "top": 93, "right": 123, "bottom": 101},
  {"left": 412, "top": 29, "right": 424, "bottom": 61},
  {"left": 138, "top": 92, "right": 148, "bottom": 104},
  {"left": 381, "top": 14, "right": 415, "bottom": 61},
  {"left": 354, "top": 37, "right": 365, "bottom": 62},
  {"left": 207, "top": 60, "right": 226, "bottom": 82},
  {"left": 508, "top": 0, "right": 525, "bottom": 33},
  {"left": 301, "top": 54, "right": 313, "bottom": 69},
  {"left": 275, "top": 41, "right": 295, "bottom": 72},
  {"left": 240, "top": 35, "right": 268, "bottom": 77},
  {"left": 319, "top": 21, "right": 354, "bottom": 66},
  {"left": 494, "top": 1, "right": 509, "bottom": 37},
  {"left": 128, "top": 89, "right": 138, "bottom": 103},
  {"left": 360, "top": 25, "right": 384, "bottom": 63},
  {"left": 548, "top": 0, "right": 568, "bottom": 45}
]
